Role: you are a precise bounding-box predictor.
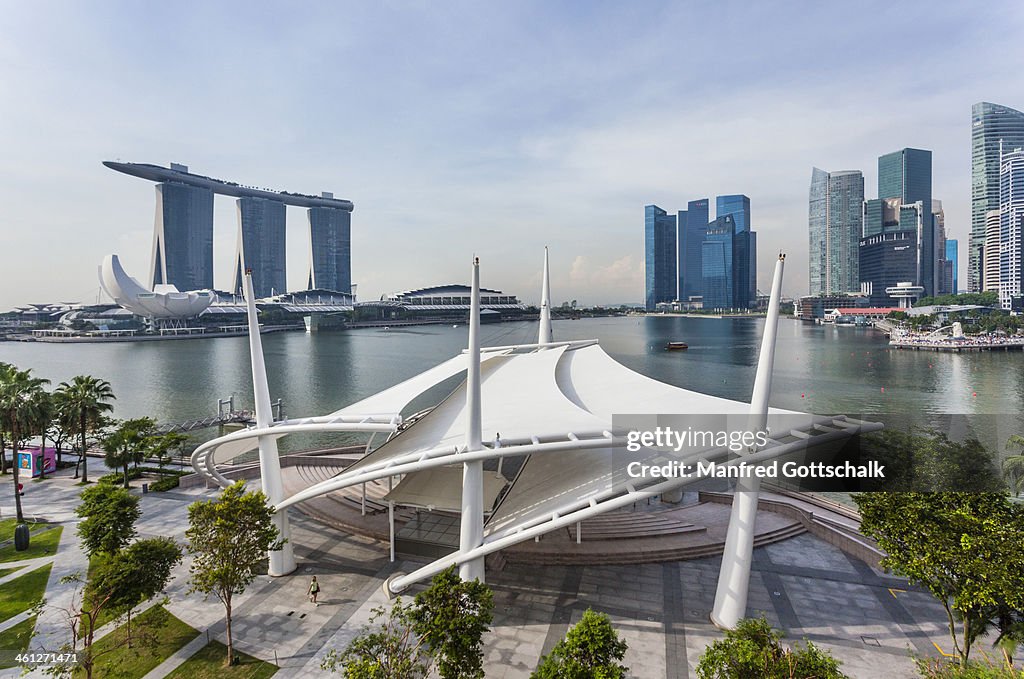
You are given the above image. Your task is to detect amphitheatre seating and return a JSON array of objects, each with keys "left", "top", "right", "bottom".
[
  {"left": 293, "top": 464, "right": 396, "bottom": 515},
  {"left": 567, "top": 512, "right": 705, "bottom": 541}
]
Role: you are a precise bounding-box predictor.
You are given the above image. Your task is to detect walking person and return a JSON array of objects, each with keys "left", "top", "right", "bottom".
[{"left": 308, "top": 576, "right": 320, "bottom": 605}]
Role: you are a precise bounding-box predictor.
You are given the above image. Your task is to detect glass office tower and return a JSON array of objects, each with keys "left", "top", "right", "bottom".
[
  {"left": 233, "top": 197, "right": 287, "bottom": 298},
  {"left": 644, "top": 205, "right": 677, "bottom": 310},
  {"left": 945, "top": 239, "right": 959, "bottom": 294},
  {"left": 150, "top": 181, "right": 214, "bottom": 291},
  {"left": 808, "top": 169, "right": 863, "bottom": 295},
  {"left": 971, "top": 102, "right": 1024, "bottom": 292},
  {"left": 999, "top": 148, "right": 1024, "bottom": 309},
  {"left": 878, "top": 148, "right": 934, "bottom": 295},
  {"left": 677, "top": 198, "right": 709, "bottom": 302},
  {"left": 716, "top": 195, "right": 750, "bottom": 233},
  {"left": 702, "top": 215, "right": 735, "bottom": 310},
  {"left": 307, "top": 206, "right": 352, "bottom": 293}
]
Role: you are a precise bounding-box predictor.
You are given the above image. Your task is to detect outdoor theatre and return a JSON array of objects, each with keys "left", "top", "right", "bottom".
[{"left": 190, "top": 249, "right": 881, "bottom": 629}]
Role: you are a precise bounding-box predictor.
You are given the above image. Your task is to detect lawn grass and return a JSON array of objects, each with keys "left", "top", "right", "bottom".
[
  {"left": 0, "top": 563, "right": 52, "bottom": 622},
  {"left": 0, "top": 567, "right": 19, "bottom": 579},
  {"left": 80, "top": 605, "right": 199, "bottom": 679},
  {"left": 164, "top": 641, "right": 277, "bottom": 679},
  {"left": 0, "top": 525, "right": 63, "bottom": 563},
  {"left": 0, "top": 615, "right": 36, "bottom": 668},
  {"left": 0, "top": 518, "right": 46, "bottom": 538}
]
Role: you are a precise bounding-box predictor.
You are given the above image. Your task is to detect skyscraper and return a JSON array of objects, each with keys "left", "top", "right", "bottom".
[
  {"left": 984, "top": 210, "right": 1001, "bottom": 292},
  {"left": 233, "top": 197, "right": 287, "bottom": 298},
  {"left": 945, "top": 239, "right": 959, "bottom": 294},
  {"left": 878, "top": 148, "right": 935, "bottom": 295},
  {"left": 677, "top": 198, "right": 709, "bottom": 302},
  {"left": 970, "top": 102, "right": 1024, "bottom": 292},
  {"left": 999, "top": 147, "right": 1024, "bottom": 309},
  {"left": 644, "top": 205, "right": 677, "bottom": 310},
  {"left": 702, "top": 215, "right": 735, "bottom": 310},
  {"left": 858, "top": 231, "right": 919, "bottom": 306},
  {"left": 150, "top": 179, "right": 215, "bottom": 291},
  {"left": 716, "top": 195, "right": 751, "bottom": 234},
  {"left": 307, "top": 204, "right": 352, "bottom": 293},
  {"left": 808, "top": 168, "right": 864, "bottom": 295},
  {"left": 717, "top": 195, "right": 755, "bottom": 309}
]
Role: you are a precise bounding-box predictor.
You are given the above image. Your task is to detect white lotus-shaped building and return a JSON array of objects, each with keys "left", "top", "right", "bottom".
[{"left": 99, "top": 254, "right": 214, "bottom": 319}]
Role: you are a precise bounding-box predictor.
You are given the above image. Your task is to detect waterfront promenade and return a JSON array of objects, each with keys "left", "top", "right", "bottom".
[
  {"left": 0, "top": 465, "right": 962, "bottom": 679},
  {"left": 890, "top": 332, "right": 1024, "bottom": 352}
]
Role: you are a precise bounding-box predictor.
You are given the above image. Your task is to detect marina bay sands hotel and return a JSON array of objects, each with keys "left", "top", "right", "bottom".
[{"left": 104, "top": 161, "right": 353, "bottom": 298}]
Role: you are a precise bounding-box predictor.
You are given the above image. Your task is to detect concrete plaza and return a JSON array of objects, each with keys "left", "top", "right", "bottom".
[{"left": 2, "top": 466, "right": 954, "bottom": 679}]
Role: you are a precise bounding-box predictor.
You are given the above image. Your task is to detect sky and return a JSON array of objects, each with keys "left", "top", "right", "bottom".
[{"left": 2, "top": 0, "right": 1024, "bottom": 309}]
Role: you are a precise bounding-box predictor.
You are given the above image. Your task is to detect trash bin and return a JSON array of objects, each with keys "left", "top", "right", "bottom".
[
  {"left": 142, "top": 483, "right": 149, "bottom": 494},
  {"left": 14, "top": 524, "right": 30, "bottom": 552}
]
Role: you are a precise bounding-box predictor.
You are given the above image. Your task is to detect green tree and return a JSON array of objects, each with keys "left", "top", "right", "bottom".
[
  {"left": 695, "top": 617, "right": 847, "bottom": 679},
  {"left": 75, "top": 483, "right": 141, "bottom": 558},
  {"left": 47, "top": 387, "right": 76, "bottom": 466},
  {"left": 532, "top": 608, "right": 629, "bottom": 679},
  {"left": 0, "top": 364, "right": 51, "bottom": 522},
  {"left": 321, "top": 598, "right": 431, "bottom": 679},
  {"left": 859, "top": 429, "right": 1004, "bottom": 492},
  {"left": 854, "top": 492, "right": 1024, "bottom": 665},
  {"left": 95, "top": 536, "right": 182, "bottom": 644},
  {"left": 410, "top": 566, "right": 493, "bottom": 679},
  {"left": 56, "top": 375, "right": 116, "bottom": 484},
  {"left": 65, "top": 537, "right": 181, "bottom": 679},
  {"left": 1005, "top": 435, "right": 1024, "bottom": 497},
  {"left": 101, "top": 417, "right": 158, "bottom": 488},
  {"left": 186, "top": 481, "right": 282, "bottom": 666},
  {"left": 151, "top": 431, "right": 189, "bottom": 474},
  {"left": 322, "top": 567, "right": 494, "bottom": 678}
]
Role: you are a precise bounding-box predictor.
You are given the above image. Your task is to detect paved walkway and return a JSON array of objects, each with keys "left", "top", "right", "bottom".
[{"left": 0, "top": 470, "right": 964, "bottom": 678}]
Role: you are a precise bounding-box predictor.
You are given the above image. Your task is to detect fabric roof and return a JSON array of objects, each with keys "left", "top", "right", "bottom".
[{"left": 384, "top": 465, "right": 507, "bottom": 513}]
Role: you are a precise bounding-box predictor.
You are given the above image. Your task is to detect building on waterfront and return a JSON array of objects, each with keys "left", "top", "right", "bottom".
[
  {"left": 970, "top": 102, "right": 1024, "bottom": 292},
  {"left": 945, "top": 239, "right": 959, "bottom": 294},
  {"left": 999, "top": 147, "right": 1024, "bottom": 309},
  {"left": 808, "top": 168, "right": 864, "bottom": 295},
  {"left": 983, "top": 212, "right": 1001, "bottom": 293},
  {"left": 716, "top": 194, "right": 756, "bottom": 309},
  {"left": 100, "top": 254, "right": 214, "bottom": 320},
  {"left": 151, "top": 177, "right": 215, "bottom": 291},
  {"left": 646, "top": 196, "right": 755, "bottom": 311},
  {"left": 932, "top": 200, "right": 953, "bottom": 295},
  {"left": 677, "top": 198, "right": 710, "bottom": 302},
  {"left": 233, "top": 197, "right": 287, "bottom": 298},
  {"left": 877, "top": 148, "right": 936, "bottom": 296},
  {"left": 702, "top": 215, "right": 735, "bottom": 310},
  {"left": 644, "top": 205, "right": 677, "bottom": 310},
  {"left": 307, "top": 202, "right": 352, "bottom": 294},
  {"left": 984, "top": 209, "right": 1002, "bottom": 292},
  {"left": 104, "top": 161, "right": 355, "bottom": 295},
  {"left": 359, "top": 285, "right": 525, "bottom": 323},
  {"left": 858, "top": 230, "right": 919, "bottom": 306},
  {"left": 796, "top": 293, "right": 870, "bottom": 321}
]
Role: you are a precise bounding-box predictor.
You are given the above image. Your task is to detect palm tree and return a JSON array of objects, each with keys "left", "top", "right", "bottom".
[
  {"left": 1006, "top": 435, "right": 1024, "bottom": 497},
  {"left": 55, "top": 376, "right": 116, "bottom": 484},
  {"left": 0, "top": 363, "right": 13, "bottom": 475},
  {"left": 0, "top": 366, "right": 51, "bottom": 522}
]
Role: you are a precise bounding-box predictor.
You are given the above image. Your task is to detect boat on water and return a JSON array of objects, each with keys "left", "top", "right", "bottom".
[{"left": 666, "top": 341, "right": 688, "bottom": 351}]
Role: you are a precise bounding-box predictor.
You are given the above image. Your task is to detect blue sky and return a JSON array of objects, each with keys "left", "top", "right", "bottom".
[{"left": 2, "top": 0, "right": 1023, "bottom": 308}]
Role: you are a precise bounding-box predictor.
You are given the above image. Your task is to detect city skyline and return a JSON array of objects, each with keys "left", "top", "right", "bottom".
[{"left": 2, "top": 2, "right": 1024, "bottom": 309}]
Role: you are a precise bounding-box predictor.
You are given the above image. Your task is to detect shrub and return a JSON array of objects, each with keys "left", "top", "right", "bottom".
[
  {"left": 532, "top": 608, "right": 628, "bottom": 678},
  {"left": 149, "top": 476, "right": 179, "bottom": 492},
  {"left": 696, "top": 617, "right": 847, "bottom": 679}
]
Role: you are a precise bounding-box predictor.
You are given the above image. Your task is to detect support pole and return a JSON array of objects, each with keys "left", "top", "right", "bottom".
[
  {"left": 459, "top": 256, "right": 486, "bottom": 583},
  {"left": 243, "top": 270, "right": 296, "bottom": 577},
  {"left": 538, "top": 247, "right": 552, "bottom": 345},
  {"left": 389, "top": 501, "right": 396, "bottom": 563},
  {"left": 711, "top": 253, "right": 785, "bottom": 629},
  {"left": 361, "top": 482, "right": 367, "bottom": 516}
]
